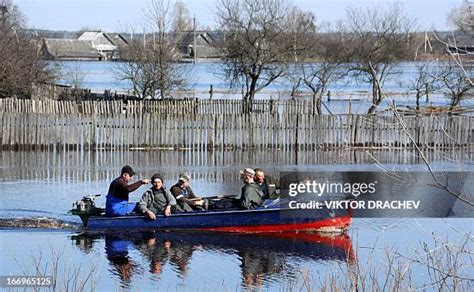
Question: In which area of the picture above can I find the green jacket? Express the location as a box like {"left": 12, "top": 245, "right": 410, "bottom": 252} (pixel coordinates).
{"left": 239, "top": 182, "right": 264, "bottom": 209}
{"left": 256, "top": 175, "right": 280, "bottom": 199}
{"left": 138, "top": 187, "right": 176, "bottom": 214}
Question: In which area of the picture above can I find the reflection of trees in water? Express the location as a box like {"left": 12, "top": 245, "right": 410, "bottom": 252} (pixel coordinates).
{"left": 3, "top": 149, "right": 472, "bottom": 181}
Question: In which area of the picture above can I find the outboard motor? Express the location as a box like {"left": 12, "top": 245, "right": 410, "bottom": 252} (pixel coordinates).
{"left": 71, "top": 194, "right": 101, "bottom": 214}
{"left": 70, "top": 194, "right": 103, "bottom": 226}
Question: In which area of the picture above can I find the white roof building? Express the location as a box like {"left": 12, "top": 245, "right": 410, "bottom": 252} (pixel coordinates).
{"left": 78, "top": 31, "right": 118, "bottom": 60}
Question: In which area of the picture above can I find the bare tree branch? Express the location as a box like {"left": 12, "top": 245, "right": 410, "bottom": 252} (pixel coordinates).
{"left": 340, "top": 2, "right": 418, "bottom": 114}
{"left": 115, "top": 0, "right": 192, "bottom": 99}
{"left": 215, "top": 0, "right": 315, "bottom": 110}
{"left": 0, "top": 0, "right": 55, "bottom": 98}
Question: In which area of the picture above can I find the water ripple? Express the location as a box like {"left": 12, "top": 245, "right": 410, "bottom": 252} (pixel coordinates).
{"left": 0, "top": 217, "right": 81, "bottom": 229}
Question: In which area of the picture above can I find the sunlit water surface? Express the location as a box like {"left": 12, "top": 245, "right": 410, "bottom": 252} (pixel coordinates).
{"left": 0, "top": 150, "right": 472, "bottom": 291}
{"left": 54, "top": 61, "right": 474, "bottom": 114}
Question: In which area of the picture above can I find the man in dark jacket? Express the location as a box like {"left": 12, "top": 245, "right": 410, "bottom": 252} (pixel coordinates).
{"left": 170, "top": 174, "right": 204, "bottom": 211}
{"left": 239, "top": 168, "right": 264, "bottom": 209}
{"left": 254, "top": 168, "right": 280, "bottom": 199}
{"left": 138, "top": 174, "right": 177, "bottom": 220}
{"left": 106, "top": 165, "right": 150, "bottom": 216}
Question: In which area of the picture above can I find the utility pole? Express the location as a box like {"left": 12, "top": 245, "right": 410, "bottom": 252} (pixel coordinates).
{"left": 193, "top": 15, "right": 197, "bottom": 64}
{"left": 424, "top": 31, "right": 432, "bottom": 53}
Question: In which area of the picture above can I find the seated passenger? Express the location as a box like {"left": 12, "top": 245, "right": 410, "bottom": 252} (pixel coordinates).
{"left": 254, "top": 168, "right": 280, "bottom": 199}
{"left": 106, "top": 165, "right": 150, "bottom": 216}
{"left": 170, "top": 174, "right": 205, "bottom": 211}
{"left": 239, "top": 168, "right": 264, "bottom": 209}
{"left": 138, "top": 174, "right": 177, "bottom": 220}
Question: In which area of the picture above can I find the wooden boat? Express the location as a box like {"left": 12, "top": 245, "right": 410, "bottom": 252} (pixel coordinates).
{"left": 70, "top": 197, "right": 352, "bottom": 233}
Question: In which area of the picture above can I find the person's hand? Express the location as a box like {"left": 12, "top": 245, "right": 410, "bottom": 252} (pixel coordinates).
{"left": 195, "top": 199, "right": 204, "bottom": 206}
{"left": 142, "top": 179, "right": 151, "bottom": 184}
{"left": 146, "top": 210, "right": 156, "bottom": 220}
{"left": 164, "top": 206, "right": 171, "bottom": 217}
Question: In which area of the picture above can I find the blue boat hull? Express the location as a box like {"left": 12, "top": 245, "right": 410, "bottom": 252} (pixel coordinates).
{"left": 85, "top": 207, "right": 352, "bottom": 233}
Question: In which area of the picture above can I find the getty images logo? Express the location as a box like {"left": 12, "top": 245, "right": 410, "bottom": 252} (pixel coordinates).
{"left": 288, "top": 180, "right": 378, "bottom": 198}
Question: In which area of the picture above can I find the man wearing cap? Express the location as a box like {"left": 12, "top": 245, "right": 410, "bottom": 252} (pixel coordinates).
{"left": 105, "top": 165, "right": 150, "bottom": 216}
{"left": 170, "top": 174, "right": 204, "bottom": 211}
{"left": 239, "top": 168, "right": 264, "bottom": 209}
{"left": 138, "top": 174, "right": 177, "bottom": 220}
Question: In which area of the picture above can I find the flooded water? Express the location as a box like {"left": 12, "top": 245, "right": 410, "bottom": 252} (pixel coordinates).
{"left": 55, "top": 61, "right": 474, "bottom": 114}
{"left": 0, "top": 149, "right": 473, "bottom": 291}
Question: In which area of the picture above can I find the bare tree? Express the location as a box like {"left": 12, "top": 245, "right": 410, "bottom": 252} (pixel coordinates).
{"left": 1, "top": 0, "right": 22, "bottom": 28}
{"left": 65, "top": 62, "right": 87, "bottom": 89}
{"left": 435, "top": 1, "right": 473, "bottom": 87}
{"left": 284, "top": 6, "right": 318, "bottom": 103}
{"left": 0, "top": 0, "right": 55, "bottom": 98}
{"left": 284, "top": 5, "right": 317, "bottom": 62}
{"left": 215, "top": 0, "right": 311, "bottom": 110}
{"left": 435, "top": 62, "right": 473, "bottom": 112}
{"left": 407, "top": 63, "right": 438, "bottom": 110}
{"left": 116, "top": 0, "right": 190, "bottom": 99}
{"left": 447, "top": 0, "right": 473, "bottom": 33}
{"left": 172, "top": 1, "right": 192, "bottom": 32}
{"left": 293, "top": 28, "right": 347, "bottom": 115}
{"left": 340, "top": 2, "right": 417, "bottom": 114}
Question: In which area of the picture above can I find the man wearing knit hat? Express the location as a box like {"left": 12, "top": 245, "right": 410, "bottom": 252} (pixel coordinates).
{"left": 138, "top": 174, "right": 177, "bottom": 220}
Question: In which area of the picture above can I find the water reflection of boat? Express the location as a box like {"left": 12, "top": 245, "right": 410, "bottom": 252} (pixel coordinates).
{"left": 105, "top": 234, "right": 139, "bottom": 288}
{"left": 72, "top": 231, "right": 355, "bottom": 289}
{"left": 72, "top": 199, "right": 352, "bottom": 233}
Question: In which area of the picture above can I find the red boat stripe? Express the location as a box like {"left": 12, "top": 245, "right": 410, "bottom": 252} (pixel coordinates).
{"left": 200, "top": 216, "right": 352, "bottom": 233}
{"left": 266, "top": 232, "right": 356, "bottom": 263}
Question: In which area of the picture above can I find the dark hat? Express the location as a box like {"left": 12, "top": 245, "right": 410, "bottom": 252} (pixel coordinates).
{"left": 151, "top": 173, "right": 163, "bottom": 183}
{"left": 121, "top": 165, "right": 136, "bottom": 176}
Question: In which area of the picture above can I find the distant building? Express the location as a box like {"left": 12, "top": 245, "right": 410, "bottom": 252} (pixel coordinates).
{"left": 39, "top": 31, "right": 131, "bottom": 61}
{"left": 40, "top": 39, "right": 102, "bottom": 60}
{"left": 107, "top": 33, "right": 130, "bottom": 49}
{"left": 175, "top": 31, "right": 221, "bottom": 59}
{"left": 77, "top": 31, "right": 119, "bottom": 60}
{"left": 38, "top": 29, "right": 225, "bottom": 61}
{"left": 444, "top": 32, "right": 474, "bottom": 55}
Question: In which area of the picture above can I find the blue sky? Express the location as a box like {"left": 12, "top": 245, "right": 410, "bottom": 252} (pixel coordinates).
{"left": 16, "top": 0, "right": 463, "bottom": 32}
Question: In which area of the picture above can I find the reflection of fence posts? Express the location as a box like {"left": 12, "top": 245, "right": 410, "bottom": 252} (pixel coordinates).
{"left": 425, "top": 83, "right": 430, "bottom": 103}
{"left": 0, "top": 98, "right": 472, "bottom": 150}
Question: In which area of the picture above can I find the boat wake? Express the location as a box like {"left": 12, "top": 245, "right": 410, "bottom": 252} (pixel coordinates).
{"left": 0, "top": 217, "right": 81, "bottom": 229}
